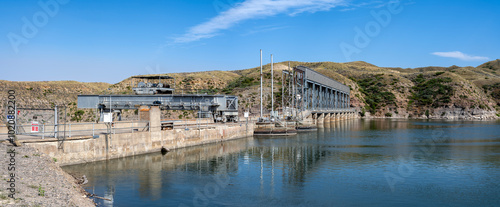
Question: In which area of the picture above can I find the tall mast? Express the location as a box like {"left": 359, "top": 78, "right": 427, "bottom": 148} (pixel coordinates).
{"left": 260, "top": 49, "right": 263, "bottom": 118}
{"left": 271, "top": 54, "right": 274, "bottom": 119}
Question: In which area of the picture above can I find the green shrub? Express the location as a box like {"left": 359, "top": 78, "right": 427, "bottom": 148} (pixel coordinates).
{"left": 356, "top": 76, "right": 396, "bottom": 114}
{"left": 434, "top": 72, "right": 445, "bottom": 76}
{"left": 425, "top": 110, "right": 430, "bottom": 118}
{"left": 410, "top": 76, "right": 453, "bottom": 107}
{"left": 385, "top": 113, "right": 392, "bottom": 117}
{"left": 71, "top": 110, "right": 85, "bottom": 122}
{"left": 222, "top": 76, "right": 257, "bottom": 94}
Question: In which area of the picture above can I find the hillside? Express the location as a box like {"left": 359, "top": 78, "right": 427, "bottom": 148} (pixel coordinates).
{"left": 0, "top": 81, "right": 110, "bottom": 123}
{"left": 2, "top": 60, "right": 499, "bottom": 123}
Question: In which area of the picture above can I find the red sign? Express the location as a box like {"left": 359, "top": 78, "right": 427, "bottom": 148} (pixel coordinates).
{"left": 31, "top": 121, "right": 39, "bottom": 133}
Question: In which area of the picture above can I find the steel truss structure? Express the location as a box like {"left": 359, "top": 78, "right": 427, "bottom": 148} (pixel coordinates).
{"left": 78, "top": 94, "right": 238, "bottom": 122}
{"left": 282, "top": 65, "right": 354, "bottom": 119}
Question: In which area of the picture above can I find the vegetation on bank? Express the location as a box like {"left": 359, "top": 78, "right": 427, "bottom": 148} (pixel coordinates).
{"left": 222, "top": 76, "right": 258, "bottom": 94}
{"left": 482, "top": 82, "right": 500, "bottom": 104}
{"left": 409, "top": 74, "right": 453, "bottom": 107}
{"left": 353, "top": 74, "right": 396, "bottom": 114}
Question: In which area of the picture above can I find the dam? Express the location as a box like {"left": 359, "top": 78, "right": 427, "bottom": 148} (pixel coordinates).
{"left": 1, "top": 66, "right": 357, "bottom": 166}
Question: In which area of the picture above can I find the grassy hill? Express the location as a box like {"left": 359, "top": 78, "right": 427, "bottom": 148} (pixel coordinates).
{"left": 0, "top": 81, "right": 110, "bottom": 123}
{"left": 2, "top": 59, "right": 499, "bottom": 122}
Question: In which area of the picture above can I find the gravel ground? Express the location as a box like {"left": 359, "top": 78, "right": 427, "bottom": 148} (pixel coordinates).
{"left": 0, "top": 141, "right": 95, "bottom": 207}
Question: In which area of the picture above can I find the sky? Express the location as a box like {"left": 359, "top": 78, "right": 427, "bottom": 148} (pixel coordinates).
{"left": 1, "top": 0, "right": 499, "bottom": 83}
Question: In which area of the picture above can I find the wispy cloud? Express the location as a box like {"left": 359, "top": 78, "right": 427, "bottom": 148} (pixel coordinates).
{"left": 242, "top": 25, "right": 290, "bottom": 36}
{"left": 339, "top": 0, "right": 400, "bottom": 12}
{"left": 174, "top": 0, "right": 346, "bottom": 43}
{"left": 432, "top": 51, "right": 489, "bottom": 61}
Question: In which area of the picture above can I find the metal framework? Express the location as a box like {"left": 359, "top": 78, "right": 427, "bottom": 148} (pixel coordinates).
{"left": 78, "top": 94, "right": 238, "bottom": 122}
{"left": 282, "top": 65, "right": 353, "bottom": 118}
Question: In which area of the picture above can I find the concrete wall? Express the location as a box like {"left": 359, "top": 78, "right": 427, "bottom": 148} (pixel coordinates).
{"left": 0, "top": 118, "right": 213, "bottom": 137}
{"left": 25, "top": 106, "right": 254, "bottom": 166}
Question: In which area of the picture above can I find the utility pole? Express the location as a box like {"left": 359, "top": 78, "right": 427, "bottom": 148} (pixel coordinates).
{"left": 281, "top": 70, "right": 284, "bottom": 119}
{"left": 288, "top": 62, "right": 291, "bottom": 117}
{"left": 260, "top": 49, "right": 263, "bottom": 119}
{"left": 271, "top": 54, "right": 274, "bottom": 120}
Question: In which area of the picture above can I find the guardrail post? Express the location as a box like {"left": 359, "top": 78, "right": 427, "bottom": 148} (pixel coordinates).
{"left": 69, "top": 123, "right": 71, "bottom": 137}
{"left": 92, "top": 123, "right": 95, "bottom": 137}
{"left": 42, "top": 124, "right": 45, "bottom": 139}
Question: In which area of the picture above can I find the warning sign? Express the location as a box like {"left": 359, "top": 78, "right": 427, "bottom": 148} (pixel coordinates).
{"left": 31, "top": 121, "right": 39, "bottom": 133}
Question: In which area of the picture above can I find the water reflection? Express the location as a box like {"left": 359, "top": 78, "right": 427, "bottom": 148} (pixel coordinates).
{"left": 63, "top": 120, "right": 500, "bottom": 207}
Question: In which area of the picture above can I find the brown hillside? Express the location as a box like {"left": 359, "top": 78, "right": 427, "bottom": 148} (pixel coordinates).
{"left": 2, "top": 60, "right": 499, "bottom": 122}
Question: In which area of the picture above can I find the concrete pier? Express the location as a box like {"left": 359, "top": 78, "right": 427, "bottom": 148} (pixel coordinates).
{"left": 324, "top": 113, "right": 331, "bottom": 123}
{"left": 317, "top": 113, "right": 325, "bottom": 128}
{"left": 308, "top": 111, "right": 359, "bottom": 129}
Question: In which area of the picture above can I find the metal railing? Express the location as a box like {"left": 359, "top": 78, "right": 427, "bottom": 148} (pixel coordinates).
{"left": 0, "top": 121, "right": 149, "bottom": 139}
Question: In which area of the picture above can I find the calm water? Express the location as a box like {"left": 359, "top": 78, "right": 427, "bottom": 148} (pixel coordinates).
{"left": 63, "top": 119, "right": 500, "bottom": 207}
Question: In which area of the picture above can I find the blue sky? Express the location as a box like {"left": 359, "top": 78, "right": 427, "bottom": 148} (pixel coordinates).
{"left": 1, "top": 0, "right": 499, "bottom": 83}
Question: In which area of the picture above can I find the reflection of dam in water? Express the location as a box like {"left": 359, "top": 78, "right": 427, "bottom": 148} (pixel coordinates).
{"left": 63, "top": 119, "right": 500, "bottom": 206}
{"left": 63, "top": 120, "right": 361, "bottom": 205}
{"left": 63, "top": 137, "right": 249, "bottom": 205}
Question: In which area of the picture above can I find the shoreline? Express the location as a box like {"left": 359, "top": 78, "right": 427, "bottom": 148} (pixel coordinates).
{"left": 359, "top": 117, "right": 499, "bottom": 121}
{"left": 0, "top": 142, "right": 95, "bottom": 207}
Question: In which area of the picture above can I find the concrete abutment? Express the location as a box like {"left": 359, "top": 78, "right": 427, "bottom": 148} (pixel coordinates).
{"left": 25, "top": 105, "right": 254, "bottom": 166}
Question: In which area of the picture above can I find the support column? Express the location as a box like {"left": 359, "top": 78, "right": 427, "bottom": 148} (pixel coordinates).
{"left": 342, "top": 93, "right": 345, "bottom": 108}
{"left": 324, "top": 113, "right": 331, "bottom": 123}
{"left": 340, "top": 93, "right": 344, "bottom": 109}
{"left": 312, "top": 84, "right": 316, "bottom": 110}
{"left": 348, "top": 93, "right": 351, "bottom": 108}
{"left": 324, "top": 113, "right": 330, "bottom": 128}
{"left": 335, "top": 91, "right": 338, "bottom": 109}
{"left": 317, "top": 113, "right": 324, "bottom": 128}
{"left": 149, "top": 106, "right": 161, "bottom": 133}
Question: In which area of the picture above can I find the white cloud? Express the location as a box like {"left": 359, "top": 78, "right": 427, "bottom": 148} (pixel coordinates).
{"left": 431, "top": 51, "right": 489, "bottom": 61}
{"left": 174, "top": 0, "right": 346, "bottom": 43}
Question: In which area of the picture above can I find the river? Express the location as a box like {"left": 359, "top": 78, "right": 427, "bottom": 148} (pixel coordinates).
{"left": 63, "top": 119, "right": 500, "bottom": 207}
